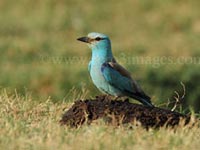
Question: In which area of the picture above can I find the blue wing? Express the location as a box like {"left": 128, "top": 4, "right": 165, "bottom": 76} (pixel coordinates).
{"left": 101, "top": 62, "right": 134, "bottom": 93}
{"left": 88, "top": 61, "right": 91, "bottom": 73}
{"left": 101, "top": 62, "right": 154, "bottom": 107}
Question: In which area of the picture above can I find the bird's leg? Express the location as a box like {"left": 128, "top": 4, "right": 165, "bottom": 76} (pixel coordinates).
{"left": 103, "top": 94, "right": 109, "bottom": 97}
{"left": 114, "top": 96, "right": 122, "bottom": 101}
{"left": 96, "top": 94, "right": 111, "bottom": 100}
{"left": 114, "top": 96, "right": 129, "bottom": 102}
{"left": 106, "top": 94, "right": 112, "bottom": 100}
{"left": 102, "top": 94, "right": 114, "bottom": 101}
{"left": 123, "top": 97, "right": 129, "bottom": 102}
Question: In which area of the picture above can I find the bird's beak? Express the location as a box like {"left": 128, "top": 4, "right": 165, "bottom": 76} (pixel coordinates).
{"left": 77, "top": 37, "right": 90, "bottom": 43}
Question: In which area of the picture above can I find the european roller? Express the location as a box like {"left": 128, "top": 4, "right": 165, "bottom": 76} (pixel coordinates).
{"left": 77, "top": 32, "right": 154, "bottom": 107}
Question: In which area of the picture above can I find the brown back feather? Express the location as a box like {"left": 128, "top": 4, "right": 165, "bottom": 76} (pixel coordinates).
{"left": 108, "top": 58, "right": 143, "bottom": 93}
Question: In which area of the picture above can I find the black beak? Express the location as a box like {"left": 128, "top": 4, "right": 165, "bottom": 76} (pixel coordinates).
{"left": 77, "top": 37, "right": 90, "bottom": 43}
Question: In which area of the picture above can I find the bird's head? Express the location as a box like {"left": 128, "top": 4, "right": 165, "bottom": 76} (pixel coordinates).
{"left": 77, "top": 32, "right": 111, "bottom": 50}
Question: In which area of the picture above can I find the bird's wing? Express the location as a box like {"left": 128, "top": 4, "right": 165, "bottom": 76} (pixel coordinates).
{"left": 101, "top": 61, "right": 151, "bottom": 100}
{"left": 88, "top": 61, "right": 91, "bottom": 73}
{"left": 101, "top": 61, "right": 153, "bottom": 107}
{"left": 101, "top": 61, "right": 137, "bottom": 92}
{"left": 108, "top": 60, "right": 133, "bottom": 80}
{"left": 107, "top": 60, "right": 143, "bottom": 93}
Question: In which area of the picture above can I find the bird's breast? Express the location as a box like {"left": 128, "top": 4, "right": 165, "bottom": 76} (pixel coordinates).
{"left": 89, "top": 61, "right": 123, "bottom": 96}
{"left": 90, "top": 60, "right": 110, "bottom": 93}
{"left": 90, "top": 61, "right": 105, "bottom": 84}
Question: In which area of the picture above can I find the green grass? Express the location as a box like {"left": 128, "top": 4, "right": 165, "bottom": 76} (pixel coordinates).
{"left": 0, "top": 90, "right": 199, "bottom": 150}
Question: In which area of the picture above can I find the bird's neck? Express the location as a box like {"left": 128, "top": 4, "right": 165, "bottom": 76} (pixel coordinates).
{"left": 91, "top": 47, "right": 113, "bottom": 63}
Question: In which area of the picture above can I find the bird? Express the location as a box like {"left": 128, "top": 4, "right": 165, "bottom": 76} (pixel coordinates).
{"left": 77, "top": 32, "right": 154, "bottom": 107}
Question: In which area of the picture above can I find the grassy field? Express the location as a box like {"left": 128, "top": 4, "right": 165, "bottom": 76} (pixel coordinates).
{"left": 0, "top": 0, "right": 200, "bottom": 149}
{"left": 0, "top": 90, "right": 199, "bottom": 150}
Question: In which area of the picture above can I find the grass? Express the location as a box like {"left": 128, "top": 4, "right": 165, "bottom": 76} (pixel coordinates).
{"left": 0, "top": 90, "right": 199, "bottom": 150}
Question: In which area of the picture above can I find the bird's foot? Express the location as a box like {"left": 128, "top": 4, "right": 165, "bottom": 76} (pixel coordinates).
{"left": 113, "top": 96, "right": 121, "bottom": 101}
{"left": 96, "top": 94, "right": 113, "bottom": 101}
{"left": 113, "top": 96, "right": 129, "bottom": 102}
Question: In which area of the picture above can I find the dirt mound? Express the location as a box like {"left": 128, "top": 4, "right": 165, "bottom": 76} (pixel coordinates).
{"left": 60, "top": 95, "right": 190, "bottom": 128}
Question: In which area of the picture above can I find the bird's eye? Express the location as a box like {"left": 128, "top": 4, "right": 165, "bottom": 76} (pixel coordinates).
{"left": 95, "top": 37, "right": 101, "bottom": 41}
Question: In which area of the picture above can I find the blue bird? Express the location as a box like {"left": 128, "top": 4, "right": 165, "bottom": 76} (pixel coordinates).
{"left": 77, "top": 32, "right": 154, "bottom": 107}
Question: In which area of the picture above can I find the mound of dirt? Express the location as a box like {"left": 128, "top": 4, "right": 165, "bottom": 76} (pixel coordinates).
{"left": 60, "top": 95, "right": 190, "bottom": 128}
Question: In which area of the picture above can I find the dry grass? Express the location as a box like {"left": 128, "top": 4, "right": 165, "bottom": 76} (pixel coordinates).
{"left": 0, "top": 90, "right": 199, "bottom": 150}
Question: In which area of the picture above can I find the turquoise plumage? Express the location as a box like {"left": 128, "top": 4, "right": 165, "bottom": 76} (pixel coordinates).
{"left": 77, "top": 32, "right": 154, "bottom": 107}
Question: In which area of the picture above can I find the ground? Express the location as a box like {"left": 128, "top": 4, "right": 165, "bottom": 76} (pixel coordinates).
{"left": 0, "top": 91, "right": 199, "bottom": 150}
{"left": 60, "top": 95, "right": 190, "bottom": 128}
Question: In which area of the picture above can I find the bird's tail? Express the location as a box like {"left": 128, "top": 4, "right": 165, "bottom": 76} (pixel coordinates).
{"left": 125, "top": 91, "right": 154, "bottom": 107}
{"left": 137, "top": 97, "right": 154, "bottom": 108}
{"left": 123, "top": 91, "right": 155, "bottom": 107}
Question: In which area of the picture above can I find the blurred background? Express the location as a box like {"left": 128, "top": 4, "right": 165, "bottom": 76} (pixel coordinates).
{"left": 0, "top": 0, "right": 199, "bottom": 111}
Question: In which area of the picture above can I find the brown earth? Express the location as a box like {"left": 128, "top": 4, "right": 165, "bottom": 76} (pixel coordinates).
{"left": 60, "top": 95, "right": 191, "bottom": 128}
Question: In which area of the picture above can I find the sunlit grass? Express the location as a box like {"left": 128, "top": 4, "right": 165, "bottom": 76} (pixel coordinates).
{"left": 0, "top": 90, "right": 199, "bottom": 150}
